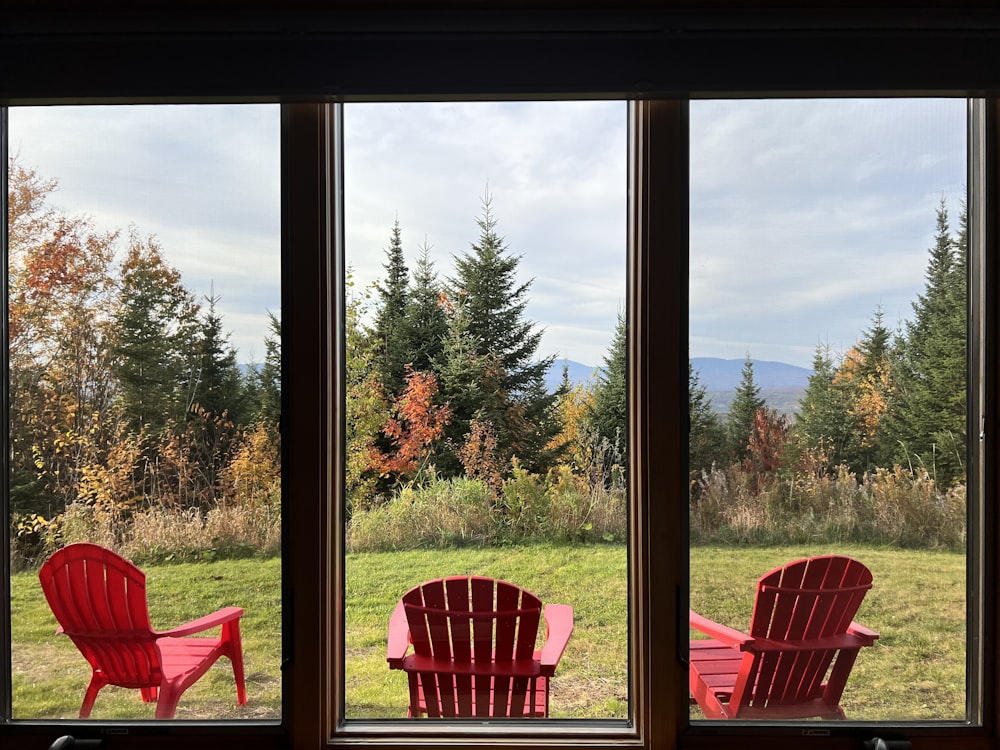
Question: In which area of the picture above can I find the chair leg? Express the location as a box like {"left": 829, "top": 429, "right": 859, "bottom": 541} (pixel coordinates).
{"left": 79, "top": 674, "right": 106, "bottom": 718}
{"left": 154, "top": 683, "right": 182, "bottom": 719}
{"left": 222, "top": 620, "right": 247, "bottom": 705}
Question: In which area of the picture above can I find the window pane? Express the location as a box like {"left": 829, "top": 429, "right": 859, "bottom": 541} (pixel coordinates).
{"left": 688, "top": 98, "right": 969, "bottom": 722}
{"left": 342, "top": 101, "right": 628, "bottom": 720}
{"left": 7, "top": 105, "right": 281, "bottom": 720}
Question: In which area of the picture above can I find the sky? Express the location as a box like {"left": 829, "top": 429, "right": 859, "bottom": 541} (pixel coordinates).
{"left": 7, "top": 99, "right": 967, "bottom": 370}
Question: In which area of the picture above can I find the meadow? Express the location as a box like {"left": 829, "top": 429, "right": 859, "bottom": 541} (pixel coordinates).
{"left": 10, "top": 544, "right": 965, "bottom": 721}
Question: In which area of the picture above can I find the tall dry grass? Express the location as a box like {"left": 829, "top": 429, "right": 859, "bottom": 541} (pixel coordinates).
{"left": 347, "top": 466, "right": 627, "bottom": 552}
{"left": 690, "top": 462, "right": 965, "bottom": 549}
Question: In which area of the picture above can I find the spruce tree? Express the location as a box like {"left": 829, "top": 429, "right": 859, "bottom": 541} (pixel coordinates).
{"left": 113, "top": 233, "right": 200, "bottom": 433}
{"left": 256, "top": 311, "right": 282, "bottom": 426}
{"left": 433, "top": 294, "right": 490, "bottom": 476}
{"left": 848, "top": 307, "right": 895, "bottom": 471}
{"left": 590, "top": 311, "right": 628, "bottom": 463}
{"left": 726, "top": 355, "right": 766, "bottom": 460}
{"left": 795, "top": 344, "right": 853, "bottom": 469}
{"left": 891, "top": 200, "right": 967, "bottom": 483}
{"left": 371, "top": 219, "right": 410, "bottom": 395}
{"left": 399, "top": 241, "right": 448, "bottom": 374}
{"left": 689, "top": 362, "right": 726, "bottom": 477}
{"left": 192, "top": 291, "right": 243, "bottom": 422}
{"left": 446, "top": 194, "right": 560, "bottom": 473}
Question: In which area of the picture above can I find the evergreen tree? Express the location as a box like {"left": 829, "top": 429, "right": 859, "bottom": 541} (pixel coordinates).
{"left": 399, "top": 241, "right": 448, "bottom": 374}
{"left": 446, "top": 194, "right": 560, "bottom": 473}
{"left": 345, "top": 271, "right": 389, "bottom": 510}
{"left": 192, "top": 291, "right": 243, "bottom": 422}
{"left": 689, "top": 362, "right": 726, "bottom": 477}
{"left": 845, "top": 307, "right": 895, "bottom": 472}
{"left": 726, "top": 355, "right": 766, "bottom": 459}
{"left": 891, "top": 200, "right": 967, "bottom": 483}
{"left": 256, "top": 311, "right": 282, "bottom": 425}
{"left": 794, "top": 344, "right": 853, "bottom": 468}
{"left": 112, "top": 232, "right": 201, "bottom": 433}
{"left": 433, "top": 294, "right": 491, "bottom": 476}
{"left": 590, "top": 311, "right": 628, "bottom": 463}
{"left": 371, "top": 220, "right": 410, "bottom": 395}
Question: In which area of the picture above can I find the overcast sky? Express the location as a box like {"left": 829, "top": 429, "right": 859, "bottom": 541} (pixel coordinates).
{"left": 8, "top": 99, "right": 966, "bottom": 370}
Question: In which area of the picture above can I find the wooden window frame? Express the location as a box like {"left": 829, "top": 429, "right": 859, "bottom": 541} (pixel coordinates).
{"left": 2, "top": 6, "right": 1000, "bottom": 750}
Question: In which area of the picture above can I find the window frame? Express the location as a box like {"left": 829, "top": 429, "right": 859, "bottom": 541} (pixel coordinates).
{"left": 2, "top": 6, "right": 1000, "bottom": 750}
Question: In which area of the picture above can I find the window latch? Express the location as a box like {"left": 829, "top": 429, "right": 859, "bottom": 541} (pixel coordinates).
{"left": 864, "top": 738, "right": 911, "bottom": 750}
{"left": 48, "top": 736, "right": 103, "bottom": 750}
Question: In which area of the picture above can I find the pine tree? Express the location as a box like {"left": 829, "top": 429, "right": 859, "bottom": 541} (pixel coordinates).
{"left": 794, "top": 344, "right": 853, "bottom": 468}
{"left": 446, "top": 194, "right": 560, "bottom": 473}
{"left": 845, "top": 307, "right": 895, "bottom": 472}
{"left": 256, "top": 311, "right": 282, "bottom": 425}
{"left": 590, "top": 311, "right": 628, "bottom": 463}
{"left": 433, "top": 294, "right": 491, "bottom": 476}
{"left": 112, "top": 232, "right": 201, "bottom": 433}
{"left": 891, "top": 200, "right": 967, "bottom": 483}
{"left": 192, "top": 291, "right": 243, "bottom": 422}
{"left": 399, "top": 241, "right": 448, "bottom": 374}
{"left": 689, "top": 362, "right": 726, "bottom": 477}
{"left": 371, "top": 220, "right": 410, "bottom": 395}
{"left": 726, "top": 355, "right": 766, "bottom": 459}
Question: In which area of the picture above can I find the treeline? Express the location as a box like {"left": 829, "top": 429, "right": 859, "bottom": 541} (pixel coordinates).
{"left": 9, "top": 158, "right": 281, "bottom": 566}
{"left": 346, "top": 197, "right": 626, "bottom": 516}
{"left": 9, "top": 152, "right": 965, "bottom": 560}
{"left": 687, "top": 200, "right": 967, "bottom": 548}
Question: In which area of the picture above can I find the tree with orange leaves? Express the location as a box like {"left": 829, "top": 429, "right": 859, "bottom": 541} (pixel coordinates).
{"left": 367, "top": 366, "right": 452, "bottom": 486}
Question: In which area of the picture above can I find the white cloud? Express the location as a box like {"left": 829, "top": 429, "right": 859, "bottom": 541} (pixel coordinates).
{"left": 345, "top": 101, "right": 628, "bottom": 367}
{"left": 690, "top": 98, "right": 966, "bottom": 368}
{"left": 9, "top": 104, "right": 281, "bottom": 362}
{"left": 7, "top": 98, "right": 967, "bottom": 372}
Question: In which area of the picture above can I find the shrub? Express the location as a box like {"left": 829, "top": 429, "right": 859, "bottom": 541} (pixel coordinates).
{"left": 35, "top": 500, "right": 281, "bottom": 566}
{"left": 347, "top": 477, "right": 494, "bottom": 552}
{"left": 689, "top": 462, "right": 965, "bottom": 549}
{"left": 547, "top": 466, "right": 626, "bottom": 542}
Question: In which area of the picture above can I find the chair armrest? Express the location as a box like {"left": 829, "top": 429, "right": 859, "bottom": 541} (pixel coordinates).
{"left": 847, "top": 621, "right": 880, "bottom": 645}
{"left": 157, "top": 606, "right": 244, "bottom": 638}
{"left": 538, "top": 603, "right": 573, "bottom": 674}
{"left": 387, "top": 601, "right": 411, "bottom": 669}
{"left": 689, "top": 609, "right": 754, "bottom": 650}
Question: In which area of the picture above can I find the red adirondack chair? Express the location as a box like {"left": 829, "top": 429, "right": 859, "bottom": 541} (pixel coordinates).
{"left": 386, "top": 576, "right": 573, "bottom": 718}
{"left": 689, "top": 555, "right": 879, "bottom": 720}
{"left": 38, "top": 543, "right": 247, "bottom": 719}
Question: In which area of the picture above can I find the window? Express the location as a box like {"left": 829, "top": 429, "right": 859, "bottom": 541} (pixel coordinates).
{"left": 688, "top": 98, "right": 972, "bottom": 723}
{"left": 2, "top": 7, "right": 1000, "bottom": 750}
{"left": 341, "top": 100, "right": 629, "bottom": 722}
{"left": 6, "top": 104, "right": 282, "bottom": 721}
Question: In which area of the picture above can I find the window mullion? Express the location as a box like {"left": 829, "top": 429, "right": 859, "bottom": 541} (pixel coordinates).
{"left": 630, "top": 99, "right": 689, "bottom": 749}
{"left": 282, "top": 101, "right": 337, "bottom": 748}
{"left": 1, "top": 103, "right": 11, "bottom": 727}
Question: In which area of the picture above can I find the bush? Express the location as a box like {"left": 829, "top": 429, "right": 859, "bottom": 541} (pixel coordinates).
{"left": 690, "top": 462, "right": 966, "bottom": 549}
{"left": 347, "top": 466, "right": 628, "bottom": 552}
{"left": 347, "top": 477, "right": 494, "bottom": 552}
{"left": 18, "top": 499, "right": 282, "bottom": 568}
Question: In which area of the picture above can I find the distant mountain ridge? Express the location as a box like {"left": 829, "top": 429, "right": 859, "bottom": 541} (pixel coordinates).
{"left": 544, "top": 356, "right": 812, "bottom": 416}
{"left": 690, "top": 357, "right": 812, "bottom": 391}
{"left": 692, "top": 357, "right": 812, "bottom": 416}
{"left": 544, "top": 359, "right": 602, "bottom": 391}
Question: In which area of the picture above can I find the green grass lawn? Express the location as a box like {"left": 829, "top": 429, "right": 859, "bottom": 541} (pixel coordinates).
{"left": 11, "top": 543, "right": 966, "bottom": 721}
{"left": 11, "top": 556, "right": 282, "bottom": 720}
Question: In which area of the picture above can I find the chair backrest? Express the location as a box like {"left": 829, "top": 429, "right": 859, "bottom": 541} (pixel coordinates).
{"left": 743, "top": 555, "right": 873, "bottom": 709}
{"left": 402, "top": 576, "right": 542, "bottom": 665}
{"left": 39, "top": 543, "right": 161, "bottom": 688}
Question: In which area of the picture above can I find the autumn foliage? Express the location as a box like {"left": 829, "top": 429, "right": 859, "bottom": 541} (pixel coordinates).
{"left": 367, "top": 367, "right": 451, "bottom": 484}
{"left": 8, "top": 157, "right": 281, "bottom": 567}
